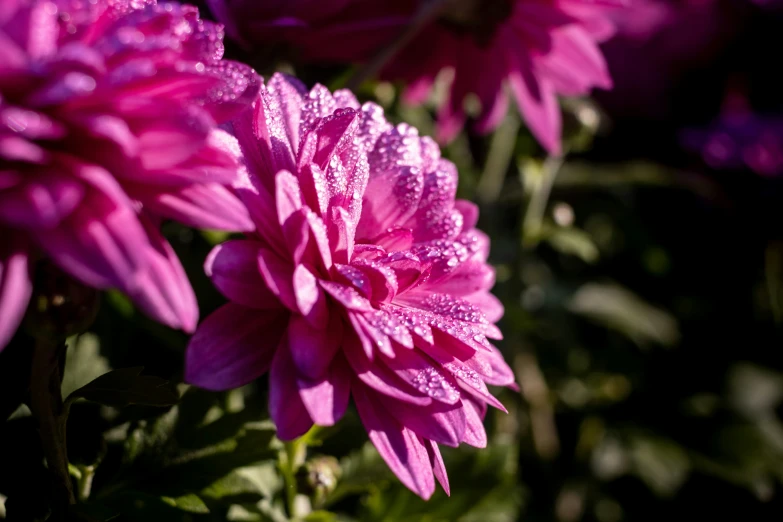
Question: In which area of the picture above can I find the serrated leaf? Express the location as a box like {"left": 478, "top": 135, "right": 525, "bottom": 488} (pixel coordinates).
{"left": 68, "top": 367, "right": 179, "bottom": 408}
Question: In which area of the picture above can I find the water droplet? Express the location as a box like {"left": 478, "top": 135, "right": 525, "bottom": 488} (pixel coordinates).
{"left": 412, "top": 367, "right": 460, "bottom": 402}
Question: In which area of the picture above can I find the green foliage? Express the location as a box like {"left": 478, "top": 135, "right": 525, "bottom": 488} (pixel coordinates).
{"left": 67, "top": 367, "right": 179, "bottom": 409}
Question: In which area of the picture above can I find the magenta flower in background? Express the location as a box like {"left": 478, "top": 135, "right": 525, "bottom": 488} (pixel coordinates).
{"left": 186, "top": 73, "right": 514, "bottom": 499}
{"left": 0, "top": 0, "right": 259, "bottom": 349}
{"left": 681, "top": 97, "right": 783, "bottom": 176}
{"left": 207, "top": 0, "right": 619, "bottom": 155}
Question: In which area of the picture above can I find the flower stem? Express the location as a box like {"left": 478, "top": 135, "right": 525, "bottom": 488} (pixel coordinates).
{"left": 477, "top": 113, "right": 521, "bottom": 204}
{"left": 279, "top": 438, "right": 305, "bottom": 519}
{"left": 346, "top": 0, "right": 453, "bottom": 90}
{"left": 76, "top": 465, "right": 96, "bottom": 502}
{"left": 29, "top": 339, "right": 75, "bottom": 512}
{"left": 522, "top": 155, "right": 564, "bottom": 248}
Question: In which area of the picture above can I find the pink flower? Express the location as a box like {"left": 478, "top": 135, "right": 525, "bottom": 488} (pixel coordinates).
{"left": 207, "top": 0, "right": 619, "bottom": 154}
{"left": 185, "top": 73, "right": 514, "bottom": 499}
{"left": 0, "top": 0, "right": 259, "bottom": 349}
{"left": 681, "top": 95, "right": 783, "bottom": 176}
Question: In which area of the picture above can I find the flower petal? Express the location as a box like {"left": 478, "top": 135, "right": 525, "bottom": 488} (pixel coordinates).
{"left": 35, "top": 183, "right": 148, "bottom": 290}
{"left": 0, "top": 236, "right": 31, "bottom": 350}
{"left": 343, "top": 332, "right": 432, "bottom": 406}
{"left": 353, "top": 381, "right": 436, "bottom": 500}
{"left": 460, "top": 395, "right": 488, "bottom": 448}
{"left": 381, "top": 347, "right": 461, "bottom": 405}
{"left": 269, "top": 338, "right": 314, "bottom": 440}
{"left": 505, "top": 38, "right": 562, "bottom": 155}
{"left": 378, "top": 395, "right": 466, "bottom": 447}
{"left": 205, "top": 240, "right": 281, "bottom": 309}
{"left": 288, "top": 310, "right": 342, "bottom": 379}
{"left": 425, "top": 440, "right": 450, "bottom": 496}
{"left": 138, "top": 183, "right": 254, "bottom": 232}
{"left": 356, "top": 166, "right": 423, "bottom": 241}
{"left": 257, "top": 246, "right": 297, "bottom": 312}
{"left": 186, "top": 303, "right": 288, "bottom": 390}
{"left": 0, "top": 174, "right": 84, "bottom": 229}
{"left": 293, "top": 264, "right": 329, "bottom": 328}
{"left": 297, "top": 355, "right": 351, "bottom": 426}
{"left": 128, "top": 216, "right": 199, "bottom": 332}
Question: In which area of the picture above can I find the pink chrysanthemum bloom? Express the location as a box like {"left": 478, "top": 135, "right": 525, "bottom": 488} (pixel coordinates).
{"left": 207, "top": 0, "right": 619, "bottom": 154}
{"left": 186, "top": 73, "right": 514, "bottom": 499}
{"left": 0, "top": 0, "right": 259, "bottom": 349}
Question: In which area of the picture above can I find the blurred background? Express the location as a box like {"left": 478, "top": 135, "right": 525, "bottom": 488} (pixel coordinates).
{"left": 3, "top": 0, "right": 783, "bottom": 520}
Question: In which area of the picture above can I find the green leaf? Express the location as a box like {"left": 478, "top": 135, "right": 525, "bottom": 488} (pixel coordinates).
{"left": 352, "top": 442, "right": 522, "bottom": 522}
{"left": 765, "top": 241, "right": 783, "bottom": 323}
{"left": 161, "top": 493, "right": 210, "bottom": 514}
{"left": 540, "top": 224, "right": 600, "bottom": 264}
{"left": 226, "top": 501, "right": 288, "bottom": 522}
{"left": 129, "top": 423, "right": 277, "bottom": 498}
{"left": 99, "top": 491, "right": 208, "bottom": 521}
{"left": 67, "top": 367, "right": 179, "bottom": 409}
{"left": 326, "top": 443, "right": 394, "bottom": 505}
{"left": 567, "top": 282, "right": 680, "bottom": 348}
{"left": 628, "top": 435, "right": 690, "bottom": 497}
{"left": 61, "top": 333, "right": 111, "bottom": 398}
{"left": 122, "top": 406, "right": 180, "bottom": 466}
{"left": 200, "top": 469, "right": 267, "bottom": 504}
{"left": 728, "top": 363, "right": 783, "bottom": 417}
{"left": 304, "top": 511, "right": 339, "bottom": 522}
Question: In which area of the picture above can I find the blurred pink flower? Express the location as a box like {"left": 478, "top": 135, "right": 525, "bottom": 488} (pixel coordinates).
{"left": 0, "top": 0, "right": 259, "bottom": 349}
{"left": 207, "top": 0, "right": 619, "bottom": 154}
{"left": 681, "top": 94, "right": 783, "bottom": 176}
{"left": 186, "top": 73, "right": 514, "bottom": 499}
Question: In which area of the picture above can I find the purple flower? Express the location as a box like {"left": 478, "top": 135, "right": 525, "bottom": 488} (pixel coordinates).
{"left": 207, "top": 0, "right": 619, "bottom": 154}
{"left": 682, "top": 108, "right": 783, "bottom": 176}
{"left": 186, "top": 74, "right": 514, "bottom": 499}
{"left": 0, "top": 0, "right": 259, "bottom": 349}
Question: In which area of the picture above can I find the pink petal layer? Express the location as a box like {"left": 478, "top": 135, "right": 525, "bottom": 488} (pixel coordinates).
{"left": 269, "top": 339, "right": 314, "bottom": 440}
{"left": 353, "top": 381, "right": 436, "bottom": 500}
{"left": 205, "top": 240, "right": 281, "bottom": 309}
{"left": 297, "top": 356, "right": 351, "bottom": 426}
{"left": 0, "top": 236, "right": 31, "bottom": 350}
{"left": 186, "top": 303, "right": 288, "bottom": 390}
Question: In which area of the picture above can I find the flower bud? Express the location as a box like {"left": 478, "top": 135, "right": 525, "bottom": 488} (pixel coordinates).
{"left": 297, "top": 455, "right": 342, "bottom": 505}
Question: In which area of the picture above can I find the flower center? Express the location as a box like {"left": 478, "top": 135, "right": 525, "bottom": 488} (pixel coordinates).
{"left": 439, "top": 0, "right": 515, "bottom": 47}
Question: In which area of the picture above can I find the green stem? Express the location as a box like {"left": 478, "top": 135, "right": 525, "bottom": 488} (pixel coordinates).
{"left": 29, "top": 339, "right": 75, "bottom": 512}
{"left": 477, "top": 113, "right": 521, "bottom": 204}
{"left": 522, "top": 155, "right": 564, "bottom": 248}
{"left": 76, "top": 465, "right": 96, "bottom": 502}
{"left": 279, "top": 439, "right": 305, "bottom": 520}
